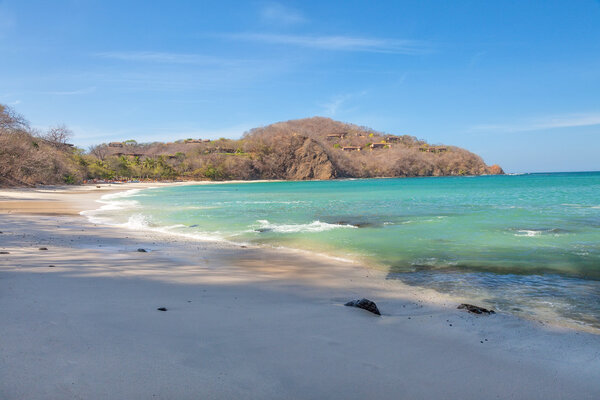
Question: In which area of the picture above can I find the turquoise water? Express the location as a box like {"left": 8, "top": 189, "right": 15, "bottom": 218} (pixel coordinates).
{"left": 85, "top": 172, "right": 600, "bottom": 329}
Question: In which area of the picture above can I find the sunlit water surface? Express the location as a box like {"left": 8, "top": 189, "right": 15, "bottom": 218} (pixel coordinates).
{"left": 83, "top": 172, "right": 600, "bottom": 329}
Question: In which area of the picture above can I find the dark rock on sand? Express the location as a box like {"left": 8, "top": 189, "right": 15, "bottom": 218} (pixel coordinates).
{"left": 0, "top": 251, "right": 9, "bottom": 254}
{"left": 157, "top": 307, "right": 167, "bottom": 311}
{"left": 458, "top": 303, "right": 495, "bottom": 315}
{"left": 137, "top": 248, "right": 147, "bottom": 252}
{"left": 39, "top": 247, "right": 48, "bottom": 250}
{"left": 345, "top": 298, "right": 381, "bottom": 316}
{"left": 48, "top": 265, "right": 55, "bottom": 268}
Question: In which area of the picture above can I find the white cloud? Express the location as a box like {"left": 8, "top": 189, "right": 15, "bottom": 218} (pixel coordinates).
{"left": 0, "top": 3, "right": 16, "bottom": 36}
{"left": 94, "top": 51, "right": 241, "bottom": 66}
{"left": 44, "top": 87, "right": 97, "bottom": 96}
{"left": 472, "top": 112, "right": 600, "bottom": 132}
{"left": 69, "top": 123, "right": 257, "bottom": 147}
{"left": 260, "top": 3, "right": 306, "bottom": 25}
{"left": 320, "top": 91, "right": 366, "bottom": 116}
{"left": 223, "top": 33, "right": 427, "bottom": 54}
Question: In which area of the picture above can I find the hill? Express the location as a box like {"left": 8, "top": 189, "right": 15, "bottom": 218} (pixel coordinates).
{"left": 0, "top": 106, "right": 503, "bottom": 186}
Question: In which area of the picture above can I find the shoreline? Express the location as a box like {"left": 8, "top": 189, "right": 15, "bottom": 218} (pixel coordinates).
{"left": 3, "top": 181, "right": 600, "bottom": 334}
{"left": 2, "top": 183, "right": 600, "bottom": 398}
{"left": 91, "top": 182, "right": 600, "bottom": 334}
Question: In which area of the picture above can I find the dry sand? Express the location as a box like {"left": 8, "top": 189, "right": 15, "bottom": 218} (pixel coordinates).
{"left": 1, "top": 184, "right": 599, "bottom": 399}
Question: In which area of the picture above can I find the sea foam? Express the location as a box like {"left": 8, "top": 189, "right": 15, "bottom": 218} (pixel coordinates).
{"left": 255, "top": 219, "right": 357, "bottom": 233}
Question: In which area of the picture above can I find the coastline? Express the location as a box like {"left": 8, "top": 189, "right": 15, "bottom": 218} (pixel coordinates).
{"left": 1, "top": 183, "right": 600, "bottom": 399}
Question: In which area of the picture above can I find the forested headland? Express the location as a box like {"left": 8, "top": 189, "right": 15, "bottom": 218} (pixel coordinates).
{"left": 0, "top": 104, "right": 503, "bottom": 187}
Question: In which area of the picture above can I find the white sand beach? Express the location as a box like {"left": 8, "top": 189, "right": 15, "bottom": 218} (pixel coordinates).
{"left": 1, "top": 184, "right": 599, "bottom": 399}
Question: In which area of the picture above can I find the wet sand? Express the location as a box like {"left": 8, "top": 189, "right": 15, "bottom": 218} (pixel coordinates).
{"left": 1, "top": 184, "right": 599, "bottom": 399}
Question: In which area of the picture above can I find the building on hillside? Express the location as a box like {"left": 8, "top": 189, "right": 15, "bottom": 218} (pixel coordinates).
{"left": 115, "top": 153, "right": 144, "bottom": 158}
{"left": 384, "top": 136, "right": 402, "bottom": 143}
{"left": 109, "top": 142, "right": 123, "bottom": 147}
{"left": 326, "top": 133, "right": 347, "bottom": 140}
{"left": 419, "top": 145, "right": 447, "bottom": 153}
{"left": 370, "top": 143, "right": 389, "bottom": 150}
{"left": 342, "top": 146, "right": 361, "bottom": 152}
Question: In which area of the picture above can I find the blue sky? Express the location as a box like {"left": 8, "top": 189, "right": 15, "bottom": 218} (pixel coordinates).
{"left": 1, "top": 0, "right": 599, "bottom": 173}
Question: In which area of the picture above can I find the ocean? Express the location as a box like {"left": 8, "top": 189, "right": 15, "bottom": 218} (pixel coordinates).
{"left": 83, "top": 172, "right": 600, "bottom": 329}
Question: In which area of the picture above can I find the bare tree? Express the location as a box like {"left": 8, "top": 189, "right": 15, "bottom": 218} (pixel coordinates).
{"left": 44, "top": 124, "right": 73, "bottom": 145}
{"left": 89, "top": 144, "right": 109, "bottom": 161}
{"left": 0, "top": 104, "right": 29, "bottom": 131}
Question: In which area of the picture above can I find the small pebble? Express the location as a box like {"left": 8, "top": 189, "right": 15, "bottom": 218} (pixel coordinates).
{"left": 137, "top": 248, "right": 147, "bottom": 252}
{"left": 39, "top": 247, "right": 48, "bottom": 250}
{"left": 449, "top": 324, "right": 453, "bottom": 326}
{"left": 49, "top": 265, "right": 55, "bottom": 268}
{"left": 157, "top": 307, "right": 167, "bottom": 311}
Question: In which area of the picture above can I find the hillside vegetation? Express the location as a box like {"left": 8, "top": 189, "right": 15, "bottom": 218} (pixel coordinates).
{"left": 0, "top": 105, "right": 503, "bottom": 186}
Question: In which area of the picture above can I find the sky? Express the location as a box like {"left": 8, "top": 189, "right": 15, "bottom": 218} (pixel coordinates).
{"left": 1, "top": 0, "right": 599, "bottom": 173}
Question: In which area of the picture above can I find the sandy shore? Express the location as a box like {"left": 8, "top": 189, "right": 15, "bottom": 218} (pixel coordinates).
{"left": 1, "top": 184, "right": 599, "bottom": 399}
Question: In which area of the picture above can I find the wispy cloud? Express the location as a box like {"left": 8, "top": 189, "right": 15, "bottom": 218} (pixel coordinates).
{"left": 260, "top": 3, "right": 306, "bottom": 26}
{"left": 94, "top": 51, "right": 241, "bottom": 66}
{"left": 43, "top": 87, "right": 97, "bottom": 96}
{"left": 223, "top": 33, "right": 427, "bottom": 54}
{"left": 320, "top": 91, "right": 366, "bottom": 116}
{"left": 0, "top": 3, "right": 16, "bottom": 36}
{"left": 472, "top": 112, "right": 600, "bottom": 132}
{"left": 69, "top": 123, "right": 256, "bottom": 147}
{"left": 468, "top": 51, "right": 487, "bottom": 69}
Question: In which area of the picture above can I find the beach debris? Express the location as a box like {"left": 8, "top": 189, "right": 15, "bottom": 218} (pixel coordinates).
{"left": 157, "top": 307, "right": 168, "bottom": 311}
{"left": 458, "top": 303, "right": 495, "bottom": 315}
{"left": 48, "top": 265, "right": 55, "bottom": 268}
{"left": 345, "top": 298, "right": 381, "bottom": 316}
{"left": 137, "top": 248, "right": 147, "bottom": 252}
{"left": 96, "top": 186, "right": 101, "bottom": 188}
{"left": 39, "top": 247, "right": 48, "bottom": 251}
{"left": 0, "top": 251, "right": 9, "bottom": 254}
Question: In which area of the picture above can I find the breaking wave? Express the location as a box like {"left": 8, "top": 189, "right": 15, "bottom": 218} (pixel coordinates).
{"left": 255, "top": 219, "right": 357, "bottom": 233}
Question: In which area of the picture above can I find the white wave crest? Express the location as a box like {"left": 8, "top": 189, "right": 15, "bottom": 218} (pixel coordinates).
{"left": 80, "top": 190, "right": 144, "bottom": 224}
{"left": 121, "top": 213, "right": 152, "bottom": 229}
{"left": 99, "top": 188, "right": 147, "bottom": 201}
{"left": 515, "top": 229, "right": 543, "bottom": 237}
{"left": 255, "top": 219, "right": 357, "bottom": 233}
